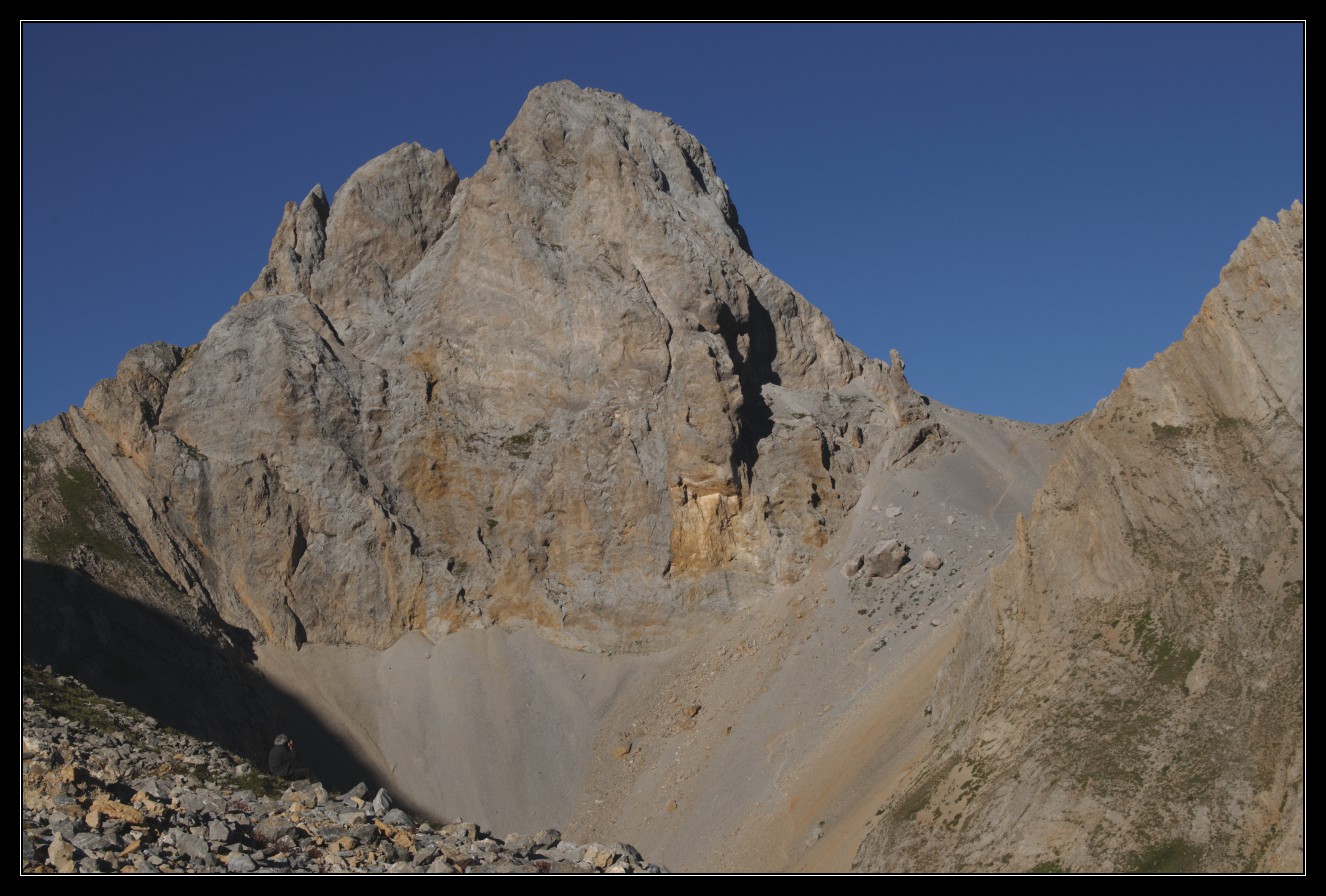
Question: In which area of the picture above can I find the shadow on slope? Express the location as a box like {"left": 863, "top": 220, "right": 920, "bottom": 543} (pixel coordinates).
{"left": 22, "top": 560, "right": 382, "bottom": 796}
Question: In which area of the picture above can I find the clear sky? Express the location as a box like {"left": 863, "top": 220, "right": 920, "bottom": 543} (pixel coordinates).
{"left": 21, "top": 22, "right": 1303, "bottom": 428}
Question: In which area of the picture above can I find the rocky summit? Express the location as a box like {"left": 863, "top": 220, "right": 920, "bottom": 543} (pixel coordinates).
{"left": 22, "top": 82, "right": 1303, "bottom": 873}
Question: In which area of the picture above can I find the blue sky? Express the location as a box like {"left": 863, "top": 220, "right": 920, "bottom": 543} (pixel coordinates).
{"left": 22, "top": 22, "right": 1303, "bottom": 428}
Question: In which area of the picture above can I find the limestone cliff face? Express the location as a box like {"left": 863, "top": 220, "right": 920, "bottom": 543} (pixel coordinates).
{"left": 24, "top": 82, "right": 932, "bottom": 652}
{"left": 855, "top": 205, "right": 1304, "bottom": 872}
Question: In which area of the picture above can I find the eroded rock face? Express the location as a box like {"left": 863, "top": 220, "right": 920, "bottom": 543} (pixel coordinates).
{"left": 24, "top": 82, "right": 933, "bottom": 652}
{"left": 855, "top": 204, "right": 1304, "bottom": 873}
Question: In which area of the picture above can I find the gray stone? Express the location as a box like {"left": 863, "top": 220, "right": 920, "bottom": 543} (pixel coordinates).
{"left": 469, "top": 860, "right": 540, "bottom": 873}
{"left": 47, "top": 817, "right": 79, "bottom": 841}
{"left": 173, "top": 830, "right": 211, "bottom": 861}
{"left": 863, "top": 539, "right": 909, "bottom": 578}
{"left": 47, "top": 832, "right": 78, "bottom": 873}
{"left": 382, "top": 807, "right": 414, "bottom": 828}
{"left": 348, "top": 823, "right": 378, "bottom": 844}
{"left": 442, "top": 821, "right": 478, "bottom": 842}
{"left": 502, "top": 833, "right": 536, "bottom": 856}
{"left": 226, "top": 853, "right": 257, "bottom": 873}
{"left": 21, "top": 832, "right": 37, "bottom": 861}
{"left": 543, "top": 842, "right": 587, "bottom": 864}
{"left": 252, "top": 816, "right": 298, "bottom": 844}
{"left": 71, "top": 831, "right": 112, "bottom": 852}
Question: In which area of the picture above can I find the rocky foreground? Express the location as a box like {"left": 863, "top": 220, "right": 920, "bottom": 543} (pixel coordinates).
{"left": 21, "top": 667, "right": 664, "bottom": 874}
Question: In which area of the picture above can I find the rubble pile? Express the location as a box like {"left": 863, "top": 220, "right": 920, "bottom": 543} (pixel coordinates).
{"left": 22, "top": 669, "right": 663, "bottom": 874}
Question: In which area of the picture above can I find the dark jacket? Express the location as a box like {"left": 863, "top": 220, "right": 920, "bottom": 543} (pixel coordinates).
{"left": 268, "top": 742, "right": 297, "bottom": 777}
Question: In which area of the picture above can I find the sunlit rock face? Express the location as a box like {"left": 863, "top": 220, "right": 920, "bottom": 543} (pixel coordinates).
{"left": 855, "top": 204, "right": 1304, "bottom": 873}
{"left": 28, "top": 82, "right": 930, "bottom": 652}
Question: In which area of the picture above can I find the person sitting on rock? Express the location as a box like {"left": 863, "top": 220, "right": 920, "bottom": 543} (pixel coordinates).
{"left": 267, "top": 733, "right": 314, "bottom": 780}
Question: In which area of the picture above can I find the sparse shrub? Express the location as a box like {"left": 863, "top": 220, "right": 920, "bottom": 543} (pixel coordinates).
{"left": 1130, "top": 839, "right": 1203, "bottom": 873}
{"left": 30, "top": 467, "right": 131, "bottom": 564}
{"left": 1150, "top": 422, "right": 1189, "bottom": 440}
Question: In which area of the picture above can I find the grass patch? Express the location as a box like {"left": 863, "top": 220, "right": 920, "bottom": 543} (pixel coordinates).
{"left": 22, "top": 439, "right": 45, "bottom": 479}
{"left": 1030, "top": 859, "right": 1070, "bottom": 873}
{"left": 1283, "top": 579, "right": 1304, "bottom": 609}
{"left": 1130, "top": 839, "right": 1203, "bottom": 873}
{"left": 1132, "top": 612, "right": 1201, "bottom": 688}
{"left": 501, "top": 426, "right": 545, "bottom": 459}
{"left": 22, "top": 662, "right": 138, "bottom": 735}
{"left": 220, "top": 767, "right": 288, "bottom": 799}
{"left": 1150, "top": 422, "right": 1190, "bottom": 440}
{"left": 890, "top": 755, "right": 960, "bottom": 822}
{"left": 29, "top": 466, "right": 131, "bottom": 564}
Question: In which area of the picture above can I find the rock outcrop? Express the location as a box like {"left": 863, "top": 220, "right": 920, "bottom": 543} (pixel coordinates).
{"left": 854, "top": 204, "right": 1304, "bottom": 873}
{"left": 23, "top": 82, "right": 935, "bottom": 654}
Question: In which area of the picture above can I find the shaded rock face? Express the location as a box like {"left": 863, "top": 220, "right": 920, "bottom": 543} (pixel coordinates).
{"left": 24, "top": 82, "right": 931, "bottom": 652}
{"left": 855, "top": 205, "right": 1304, "bottom": 873}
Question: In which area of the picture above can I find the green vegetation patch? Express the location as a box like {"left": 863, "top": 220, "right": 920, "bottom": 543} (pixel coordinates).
{"left": 501, "top": 425, "right": 546, "bottom": 459}
{"left": 22, "top": 662, "right": 137, "bottom": 735}
{"left": 30, "top": 466, "right": 131, "bottom": 564}
{"left": 22, "top": 439, "right": 45, "bottom": 479}
{"left": 890, "top": 755, "right": 961, "bottom": 823}
{"left": 1150, "top": 422, "right": 1190, "bottom": 440}
{"left": 219, "top": 766, "right": 288, "bottom": 799}
{"left": 1130, "top": 839, "right": 1204, "bottom": 873}
{"left": 1132, "top": 612, "right": 1201, "bottom": 688}
{"left": 1283, "top": 579, "right": 1304, "bottom": 609}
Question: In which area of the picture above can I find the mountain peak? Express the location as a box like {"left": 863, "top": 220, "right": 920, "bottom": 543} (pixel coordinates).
{"left": 29, "top": 83, "right": 902, "bottom": 653}
{"left": 486, "top": 80, "right": 751, "bottom": 254}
